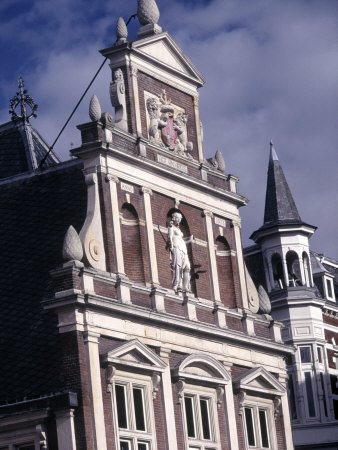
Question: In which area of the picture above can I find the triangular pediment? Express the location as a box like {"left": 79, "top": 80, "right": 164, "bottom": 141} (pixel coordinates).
{"left": 102, "top": 339, "right": 166, "bottom": 372}
{"left": 132, "top": 32, "right": 205, "bottom": 86}
{"left": 234, "top": 367, "right": 285, "bottom": 396}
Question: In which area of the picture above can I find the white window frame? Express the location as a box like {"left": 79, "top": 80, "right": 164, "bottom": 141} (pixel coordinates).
{"left": 242, "top": 396, "right": 277, "bottom": 450}
{"left": 182, "top": 384, "right": 221, "bottom": 450}
{"left": 112, "top": 371, "right": 156, "bottom": 450}
{"left": 324, "top": 275, "right": 335, "bottom": 301}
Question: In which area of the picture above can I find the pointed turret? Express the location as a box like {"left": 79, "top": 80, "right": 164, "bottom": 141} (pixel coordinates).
{"left": 263, "top": 141, "right": 301, "bottom": 226}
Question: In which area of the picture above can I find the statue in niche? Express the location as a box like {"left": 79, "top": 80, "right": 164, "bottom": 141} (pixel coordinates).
{"left": 167, "top": 212, "right": 194, "bottom": 293}
{"left": 146, "top": 90, "right": 194, "bottom": 158}
{"left": 110, "top": 68, "right": 128, "bottom": 132}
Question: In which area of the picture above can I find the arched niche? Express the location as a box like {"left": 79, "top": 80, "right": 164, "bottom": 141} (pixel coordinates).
{"left": 286, "top": 250, "right": 302, "bottom": 286}
{"left": 215, "top": 236, "right": 236, "bottom": 307}
{"left": 166, "top": 208, "right": 196, "bottom": 294}
{"left": 271, "top": 253, "right": 284, "bottom": 289}
{"left": 121, "top": 203, "right": 145, "bottom": 284}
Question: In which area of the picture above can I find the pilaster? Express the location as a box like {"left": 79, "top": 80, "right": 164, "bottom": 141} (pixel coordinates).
{"left": 183, "top": 292, "right": 197, "bottom": 321}
{"left": 83, "top": 330, "right": 107, "bottom": 450}
{"left": 55, "top": 409, "right": 77, "bottom": 450}
{"left": 203, "top": 210, "right": 221, "bottom": 304}
{"left": 141, "top": 187, "right": 160, "bottom": 285}
{"left": 232, "top": 219, "right": 249, "bottom": 309}
{"left": 106, "top": 172, "right": 125, "bottom": 275}
{"left": 193, "top": 95, "right": 204, "bottom": 162}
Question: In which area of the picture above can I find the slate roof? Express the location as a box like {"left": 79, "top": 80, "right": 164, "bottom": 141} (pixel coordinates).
{"left": 263, "top": 144, "right": 302, "bottom": 227}
{"left": 0, "top": 120, "right": 59, "bottom": 179}
{"left": 0, "top": 159, "right": 87, "bottom": 403}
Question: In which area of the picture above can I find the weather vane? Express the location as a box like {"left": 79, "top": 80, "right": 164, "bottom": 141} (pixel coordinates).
{"left": 9, "top": 76, "right": 38, "bottom": 122}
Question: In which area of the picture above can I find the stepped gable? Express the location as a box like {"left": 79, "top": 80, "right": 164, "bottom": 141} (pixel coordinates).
{"left": 0, "top": 160, "right": 86, "bottom": 403}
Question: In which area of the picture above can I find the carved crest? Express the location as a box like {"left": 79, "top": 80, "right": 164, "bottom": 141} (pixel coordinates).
{"left": 145, "top": 89, "right": 193, "bottom": 158}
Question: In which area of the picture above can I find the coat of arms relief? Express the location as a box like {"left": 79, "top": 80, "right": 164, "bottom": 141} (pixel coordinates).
{"left": 145, "top": 90, "right": 193, "bottom": 159}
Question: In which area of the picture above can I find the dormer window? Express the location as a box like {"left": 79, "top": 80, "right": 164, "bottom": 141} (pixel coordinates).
{"left": 325, "top": 277, "right": 335, "bottom": 301}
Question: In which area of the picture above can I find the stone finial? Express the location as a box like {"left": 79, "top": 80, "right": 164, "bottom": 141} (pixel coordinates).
{"left": 89, "top": 95, "right": 102, "bottom": 122}
{"left": 116, "top": 17, "right": 128, "bottom": 44}
{"left": 215, "top": 150, "right": 226, "bottom": 172}
{"left": 258, "top": 284, "right": 271, "bottom": 314}
{"left": 137, "top": 0, "right": 160, "bottom": 25}
{"left": 62, "top": 225, "right": 83, "bottom": 262}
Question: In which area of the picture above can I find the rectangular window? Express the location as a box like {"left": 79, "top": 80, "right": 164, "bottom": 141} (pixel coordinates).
{"left": 288, "top": 374, "right": 297, "bottom": 420}
{"left": 133, "top": 387, "right": 146, "bottom": 431}
{"left": 120, "top": 442, "right": 130, "bottom": 450}
{"left": 116, "top": 384, "right": 128, "bottom": 428}
{"left": 320, "top": 373, "right": 328, "bottom": 416}
{"left": 326, "top": 279, "right": 333, "bottom": 298}
{"left": 185, "top": 396, "right": 196, "bottom": 438}
{"left": 245, "top": 407, "right": 256, "bottom": 446}
{"left": 300, "top": 347, "right": 312, "bottom": 363}
{"left": 259, "top": 410, "right": 270, "bottom": 448}
{"left": 183, "top": 390, "right": 219, "bottom": 449}
{"left": 317, "top": 347, "right": 323, "bottom": 364}
{"left": 304, "top": 372, "right": 316, "bottom": 417}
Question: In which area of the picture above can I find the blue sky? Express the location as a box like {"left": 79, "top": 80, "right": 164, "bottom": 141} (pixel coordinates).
{"left": 1, "top": 0, "right": 337, "bottom": 258}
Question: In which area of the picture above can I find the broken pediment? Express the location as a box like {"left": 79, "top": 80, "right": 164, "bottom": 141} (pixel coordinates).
{"left": 234, "top": 366, "right": 285, "bottom": 396}
{"left": 132, "top": 33, "right": 205, "bottom": 87}
{"left": 101, "top": 339, "right": 167, "bottom": 372}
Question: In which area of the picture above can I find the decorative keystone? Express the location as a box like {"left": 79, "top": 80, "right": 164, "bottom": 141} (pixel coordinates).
{"left": 89, "top": 95, "right": 102, "bottom": 122}
{"left": 62, "top": 225, "right": 83, "bottom": 262}
{"left": 116, "top": 16, "right": 128, "bottom": 44}
{"left": 137, "top": 0, "right": 160, "bottom": 25}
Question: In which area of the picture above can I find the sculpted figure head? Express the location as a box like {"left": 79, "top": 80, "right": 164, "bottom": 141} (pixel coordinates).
{"left": 172, "top": 211, "right": 182, "bottom": 226}
{"left": 113, "top": 68, "right": 123, "bottom": 82}
{"left": 146, "top": 97, "right": 159, "bottom": 119}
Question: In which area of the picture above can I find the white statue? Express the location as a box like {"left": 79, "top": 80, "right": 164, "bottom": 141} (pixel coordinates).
{"left": 110, "top": 68, "right": 128, "bottom": 132}
{"left": 146, "top": 97, "right": 166, "bottom": 142}
{"left": 167, "top": 212, "right": 194, "bottom": 293}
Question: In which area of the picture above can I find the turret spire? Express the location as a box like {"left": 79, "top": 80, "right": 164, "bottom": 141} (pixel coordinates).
{"left": 263, "top": 142, "right": 301, "bottom": 226}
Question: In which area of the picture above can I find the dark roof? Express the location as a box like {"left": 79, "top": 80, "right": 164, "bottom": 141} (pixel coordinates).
{"left": 0, "top": 120, "right": 59, "bottom": 179}
{"left": 263, "top": 145, "right": 302, "bottom": 227}
{"left": 0, "top": 160, "right": 86, "bottom": 403}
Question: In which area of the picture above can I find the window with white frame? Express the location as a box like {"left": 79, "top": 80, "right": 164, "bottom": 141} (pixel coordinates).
{"left": 182, "top": 385, "right": 220, "bottom": 450}
{"left": 242, "top": 398, "right": 277, "bottom": 450}
{"left": 324, "top": 277, "right": 335, "bottom": 301}
{"left": 113, "top": 372, "right": 156, "bottom": 450}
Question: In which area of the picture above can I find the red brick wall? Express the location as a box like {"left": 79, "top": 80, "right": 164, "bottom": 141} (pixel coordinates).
{"left": 94, "top": 279, "right": 117, "bottom": 299}
{"left": 172, "top": 383, "right": 186, "bottom": 449}
{"left": 215, "top": 236, "right": 237, "bottom": 308}
{"left": 254, "top": 323, "right": 271, "bottom": 339}
{"left": 233, "top": 394, "right": 245, "bottom": 450}
{"left": 227, "top": 316, "right": 243, "bottom": 333}
{"left": 121, "top": 204, "right": 146, "bottom": 284}
{"left": 325, "top": 329, "right": 338, "bottom": 368}
{"left": 138, "top": 72, "right": 199, "bottom": 160}
{"left": 218, "top": 401, "right": 230, "bottom": 450}
{"left": 153, "top": 384, "right": 167, "bottom": 450}
{"left": 165, "top": 298, "right": 185, "bottom": 317}
{"left": 275, "top": 406, "right": 287, "bottom": 450}
{"left": 323, "top": 314, "right": 338, "bottom": 327}
{"left": 196, "top": 306, "right": 215, "bottom": 325}
{"left": 60, "top": 331, "right": 94, "bottom": 450}
{"left": 130, "top": 290, "right": 151, "bottom": 308}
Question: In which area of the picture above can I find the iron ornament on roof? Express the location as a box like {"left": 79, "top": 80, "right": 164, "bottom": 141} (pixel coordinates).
{"left": 9, "top": 76, "right": 38, "bottom": 122}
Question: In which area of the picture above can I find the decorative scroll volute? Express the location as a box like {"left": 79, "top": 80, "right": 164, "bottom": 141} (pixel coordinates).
{"left": 110, "top": 68, "right": 128, "bottom": 132}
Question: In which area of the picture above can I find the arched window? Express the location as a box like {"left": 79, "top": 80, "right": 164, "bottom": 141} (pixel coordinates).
{"left": 271, "top": 253, "right": 284, "bottom": 289}
{"left": 216, "top": 236, "right": 236, "bottom": 307}
{"left": 302, "top": 252, "right": 312, "bottom": 287}
{"left": 286, "top": 251, "right": 302, "bottom": 287}
{"left": 121, "top": 203, "right": 145, "bottom": 284}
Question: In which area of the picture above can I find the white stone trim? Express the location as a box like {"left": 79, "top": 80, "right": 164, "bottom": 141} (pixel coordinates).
{"left": 55, "top": 409, "right": 77, "bottom": 450}
{"left": 232, "top": 221, "right": 249, "bottom": 309}
{"left": 203, "top": 210, "right": 221, "bottom": 304}
{"left": 83, "top": 330, "right": 107, "bottom": 450}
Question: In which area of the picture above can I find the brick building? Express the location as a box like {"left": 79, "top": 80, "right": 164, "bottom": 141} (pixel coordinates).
{"left": 245, "top": 144, "right": 338, "bottom": 448}
{"left": 0, "top": 1, "right": 330, "bottom": 449}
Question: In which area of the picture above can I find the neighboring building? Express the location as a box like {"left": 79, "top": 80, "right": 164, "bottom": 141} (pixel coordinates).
{"left": 245, "top": 143, "right": 338, "bottom": 449}
{"left": 0, "top": 1, "right": 297, "bottom": 450}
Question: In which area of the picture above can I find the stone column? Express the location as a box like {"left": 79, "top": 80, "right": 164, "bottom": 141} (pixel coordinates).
{"left": 203, "top": 210, "right": 221, "bottom": 304}
{"left": 128, "top": 62, "right": 143, "bottom": 141}
{"left": 159, "top": 348, "right": 178, "bottom": 450}
{"left": 232, "top": 220, "right": 249, "bottom": 309}
{"left": 141, "top": 187, "right": 159, "bottom": 285}
{"left": 55, "top": 409, "right": 77, "bottom": 450}
{"left": 83, "top": 330, "right": 107, "bottom": 450}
